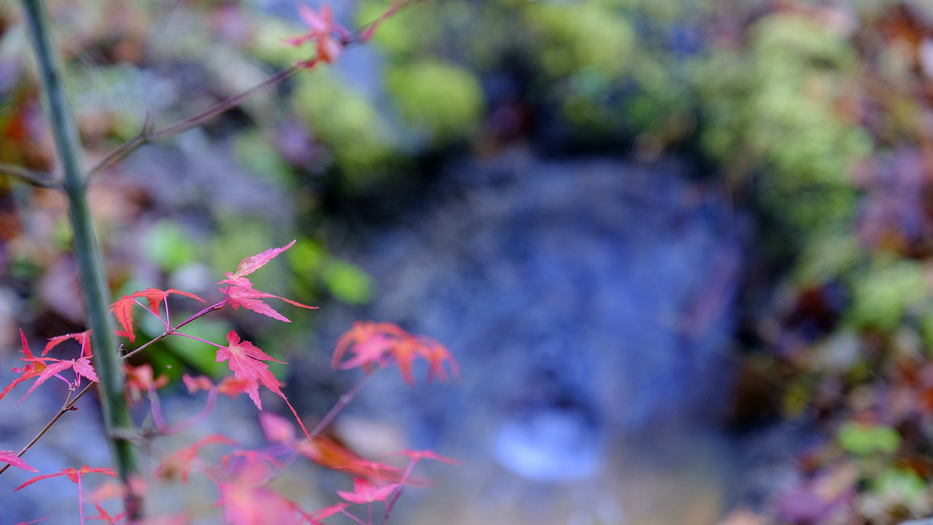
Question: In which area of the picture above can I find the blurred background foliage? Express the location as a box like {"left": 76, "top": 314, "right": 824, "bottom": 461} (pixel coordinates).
{"left": 4, "top": 0, "right": 933, "bottom": 522}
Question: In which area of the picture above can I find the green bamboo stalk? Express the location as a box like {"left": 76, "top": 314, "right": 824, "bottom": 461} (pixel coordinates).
{"left": 20, "top": 0, "right": 142, "bottom": 518}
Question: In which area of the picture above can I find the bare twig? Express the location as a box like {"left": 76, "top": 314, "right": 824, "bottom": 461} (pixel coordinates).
{"left": 87, "top": 67, "right": 300, "bottom": 176}
{"left": 0, "top": 162, "right": 60, "bottom": 189}
{"left": 87, "top": 0, "right": 418, "bottom": 177}
{"left": 0, "top": 381, "right": 95, "bottom": 476}
{"left": 308, "top": 371, "right": 375, "bottom": 438}
{"left": 121, "top": 300, "right": 226, "bottom": 360}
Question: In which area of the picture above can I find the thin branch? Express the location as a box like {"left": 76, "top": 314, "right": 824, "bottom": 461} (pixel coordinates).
{"left": 149, "top": 383, "right": 219, "bottom": 435}
{"left": 87, "top": 67, "right": 300, "bottom": 177}
{"left": 86, "top": 0, "right": 417, "bottom": 177}
{"left": 308, "top": 371, "right": 374, "bottom": 438}
{"left": 342, "top": 509, "right": 367, "bottom": 525}
{"left": 121, "top": 300, "right": 226, "bottom": 360}
{"left": 381, "top": 459, "right": 417, "bottom": 525}
{"left": 0, "top": 381, "right": 95, "bottom": 476}
{"left": 0, "top": 162, "right": 60, "bottom": 189}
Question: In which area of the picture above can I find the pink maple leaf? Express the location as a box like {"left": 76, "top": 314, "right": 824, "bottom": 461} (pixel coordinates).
{"left": 288, "top": 502, "right": 349, "bottom": 525}
{"left": 43, "top": 330, "right": 92, "bottom": 357}
{"left": 225, "top": 241, "right": 296, "bottom": 282}
{"left": 283, "top": 4, "right": 348, "bottom": 65}
{"left": 0, "top": 451, "right": 37, "bottom": 472}
{"left": 215, "top": 331, "right": 286, "bottom": 411}
{"left": 223, "top": 281, "right": 316, "bottom": 322}
{"left": 155, "top": 434, "right": 237, "bottom": 484}
{"left": 332, "top": 322, "right": 459, "bottom": 385}
{"left": 336, "top": 477, "right": 398, "bottom": 504}
{"left": 216, "top": 462, "right": 304, "bottom": 525}
{"left": 215, "top": 331, "right": 312, "bottom": 439}
{"left": 15, "top": 466, "right": 116, "bottom": 491}
{"left": 0, "top": 331, "right": 99, "bottom": 405}
{"left": 218, "top": 242, "right": 318, "bottom": 322}
{"left": 389, "top": 449, "right": 462, "bottom": 465}
{"left": 110, "top": 288, "right": 204, "bottom": 342}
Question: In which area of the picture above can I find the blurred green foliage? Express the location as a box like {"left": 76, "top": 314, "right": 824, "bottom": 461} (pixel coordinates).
{"left": 837, "top": 421, "right": 901, "bottom": 456}
{"left": 386, "top": 60, "right": 483, "bottom": 142}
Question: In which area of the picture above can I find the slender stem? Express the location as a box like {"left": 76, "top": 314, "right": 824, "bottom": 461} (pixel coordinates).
{"left": 121, "top": 331, "right": 171, "bottom": 360}
{"left": 148, "top": 384, "right": 219, "bottom": 435}
{"left": 0, "top": 162, "right": 59, "bottom": 189}
{"left": 0, "top": 381, "right": 95, "bottom": 476}
{"left": 84, "top": 0, "right": 413, "bottom": 178}
{"left": 342, "top": 509, "right": 367, "bottom": 525}
{"left": 20, "top": 0, "right": 141, "bottom": 517}
{"left": 77, "top": 473, "right": 86, "bottom": 525}
{"left": 172, "top": 333, "right": 223, "bottom": 347}
{"left": 133, "top": 298, "right": 168, "bottom": 328}
{"left": 174, "top": 300, "right": 227, "bottom": 331}
{"left": 308, "top": 372, "right": 374, "bottom": 438}
{"left": 381, "top": 459, "right": 416, "bottom": 525}
{"left": 121, "top": 300, "right": 225, "bottom": 360}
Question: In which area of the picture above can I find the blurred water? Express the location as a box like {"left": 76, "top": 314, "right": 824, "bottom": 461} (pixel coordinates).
{"left": 309, "top": 149, "right": 746, "bottom": 524}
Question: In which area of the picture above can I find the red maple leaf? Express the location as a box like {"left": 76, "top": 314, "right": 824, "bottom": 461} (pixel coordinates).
{"left": 215, "top": 331, "right": 286, "bottom": 411}
{"left": 259, "top": 412, "right": 297, "bottom": 446}
{"left": 331, "top": 321, "right": 405, "bottom": 368}
{"left": 0, "top": 451, "right": 37, "bottom": 472}
{"left": 416, "top": 336, "right": 459, "bottom": 384}
{"left": 125, "top": 363, "right": 169, "bottom": 402}
{"left": 332, "top": 322, "right": 458, "bottom": 385}
{"left": 216, "top": 462, "right": 306, "bottom": 525}
{"left": 0, "top": 331, "right": 99, "bottom": 405}
{"left": 225, "top": 241, "right": 296, "bottom": 282}
{"left": 283, "top": 4, "right": 348, "bottom": 65}
{"left": 86, "top": 503, "right": 125, "bottom": 524}
{"left": 110, "top": 288, "right": 204, "bottom": 342}
{"left": 43, "top": 330, "right": 92, "bottom": 357}
{"left": 223, "top": 281, "right": 317, "bottom": 322}
{"left": 156, "top": 434, "right": 237, "bottom": 484}
{"left": 14, "top": 465, "right": 116, "bottom": 491}
{"left": 259, "top": 412, "right": 407, "bottom": 485}
{"left": 389, "top": 449, "right": 462, "bottom": 465}
{"left": 290, "top": 502, "right": 349, "bottom": 525}
{"left": 296, "top": 435, "right": 408, "bottom": 484}
{"left": 182, "top": 374, "right": 254, "bottom": 400}
{"left": 215, "top": 331, "right": 312, "bottom": 439}
{"left": 336, "top": 477, "right": 398, "bottom": 504}
{"left": 218, "top": 242, "right": 318, "bottom": 322}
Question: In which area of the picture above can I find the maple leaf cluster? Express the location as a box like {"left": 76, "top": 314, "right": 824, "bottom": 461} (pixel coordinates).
{"left": 332, "top": 321, "right": 459, "bottom": 385}
{"left": 3, "top": 240, "right": 459, "bottom": 524}
{"left": 0, "top": 330, "right": 98, "bottom": 406}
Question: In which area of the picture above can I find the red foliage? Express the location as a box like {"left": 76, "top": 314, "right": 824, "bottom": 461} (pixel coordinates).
{"left": 0, "top": 331, "right": 99, "bottom": 405}
{"left": 15, "top": 466, "right": 116, "bottom": 491}
{"left": 283, "top": 4, "right": 349, "bottom": 65}
{"left": 333, "top": 321, "right": 458, "bottom": 385}
{"left": 110, "top": 288, "right": 204, "bottom": 343}
{"left": 218, "top": 241, "right": 317, "bottom": 322}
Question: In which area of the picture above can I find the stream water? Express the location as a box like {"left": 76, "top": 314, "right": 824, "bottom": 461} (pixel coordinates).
{"left": 307, "top": 149, "right": 751, "bottom": 525}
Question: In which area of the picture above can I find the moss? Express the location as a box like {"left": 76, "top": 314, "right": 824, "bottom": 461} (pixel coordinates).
{"left": 291, "top": 68, "right": 395, "bottom": 184}
{"left": 847, "top": 260, "right": 927, "bottom": 333}
{"left": 385, "top": 60, "right": 483, "bottom": 142}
